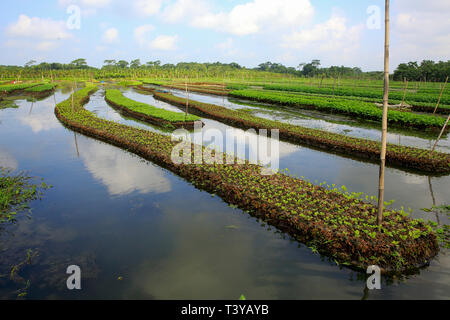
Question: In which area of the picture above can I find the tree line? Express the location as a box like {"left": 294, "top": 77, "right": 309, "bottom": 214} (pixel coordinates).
{"left": 393, "top": 60, "right": 450, "bottom": 82}
{"left": 1, "top": 58, "right": 448, "bottom": 82}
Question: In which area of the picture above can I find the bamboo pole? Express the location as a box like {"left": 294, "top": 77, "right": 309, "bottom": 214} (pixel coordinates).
{"left": 377, "top": 0, "right": 390, "bottom": 226}
{"left": 433, "top": 76, "right": 448, "bottom": 115}
{"left": 431, "top": 114, "right": 450, "bottom": 152}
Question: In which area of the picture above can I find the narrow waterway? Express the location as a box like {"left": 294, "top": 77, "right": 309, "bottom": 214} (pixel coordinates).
{"left": 155, "top": 86, "right": 450, "bottom": 153}
{"left": 0, "top": 88, "right": 448, "bottom": 299}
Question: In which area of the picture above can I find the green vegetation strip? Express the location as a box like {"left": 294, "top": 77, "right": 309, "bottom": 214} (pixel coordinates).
{"left": 264, "top": 84, "right": 450, "bottom": 107}
{"left": 0, "top": 167, "right": 51, "bottom": 224}
{"left": 0, "top": 83, "right": 40, "bottom": 94}
{"left": 145, "top": 82, "right": 229, "bottom": 96}
{"left": 24, "top": 83, "right": 56, "bottom": 93}
{"left": 230, "top": 89, "right": 447, "bottom": 131}
{"left": 154, "top": 92, "right": 450, "bottom": 174}
{"left": 116, "top": 80, "right": 143, "bottom": 87}
{"left": 104, "top": 89, "right": 201, "bottom": 129}
{"left": 267, "top": 88, "right": 450, "bottom": 114}
{"left": 54, "top": 85, "right": 439, "bottom": 272}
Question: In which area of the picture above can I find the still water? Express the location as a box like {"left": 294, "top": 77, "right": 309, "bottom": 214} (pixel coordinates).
{"left": 0, "top": 88, "right": 448, "bottom": 299}
{"left": 163, "top": 86, "right": 450, "bottom": 153}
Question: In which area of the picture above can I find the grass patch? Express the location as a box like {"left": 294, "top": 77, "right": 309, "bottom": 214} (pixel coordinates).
{"left": 0, "top": 167, "right": 52, "bottom": 224}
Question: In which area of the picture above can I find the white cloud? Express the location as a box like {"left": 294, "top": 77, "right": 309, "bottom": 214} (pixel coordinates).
{"left": 191, "top": 0, "right": 314, "bottom": 35}
{"left": 36, "top": 41, "right": 59, "bottom": 51}
{"left": 59, "top": 0, "right": 112, "bottom": 7}
{"left": 149, "top": 35, "right": 178, "bottom": 50}
{"left": 134, "top": 24, "right": 155, "bottom": 46}
{"left": 161, "top": 0, "right": 209, "bottom": 23}
{"left": 281, "top": 14, "right": 363, "bottom": 56}
{"left": 102, "top": 27, "right": 119, "bottom": 43}
{"left": 4, "top": 14, "right": 71, "bottom": 51}
{"left": 215, "top": 37, "right": 237, "bottom": 56}
{"left": 79, "top": 138, "right": 171, "bottom": 196}
{"left": 58, "top": 0, "right": 112, "bottom": 16}
{"left": 6, "top": 14, "right": 71, "bottom": 40}
{"left": 391, "top": 0, "right": 450, "bottom": 62}
{"left": 132, "top": 0, "right": 166, "bottom": 17}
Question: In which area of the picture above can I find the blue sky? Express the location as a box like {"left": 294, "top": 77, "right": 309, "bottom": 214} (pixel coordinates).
{"left": 1, "top": 0, "right": 448, "bottom": 71}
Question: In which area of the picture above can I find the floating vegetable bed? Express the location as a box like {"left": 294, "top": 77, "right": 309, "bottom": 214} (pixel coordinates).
{"left": 104, "top": 89, "right": 202, "bottom": 129}
{"left": 24, "top": 83, "right": 56, "bottom": 97}
{"left": 143, "top": 81, "right": 229, "bottom": 96}
{"left": 154, "top": 92, "right": 450, "bottom": 174}
{"left": 229, "top": 90, "right": 447, "bottom": 131}
{"left": 263, "top": 84, "right": 450, "bottom": 106}
{"left": 0, "top": 83, "right": 41, "bottom": 96}
{"left": 54, "top": 85, "right": 439, "bottom": 273}
{"left": 265, "top": 88, "right": 450, "bottom": 115}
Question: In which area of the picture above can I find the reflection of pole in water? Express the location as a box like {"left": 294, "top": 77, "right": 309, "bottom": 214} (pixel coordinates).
{"left": 74, "top": 132, "right": 80, "bottom": 158}
{"left": 361, "top": 285, "right": 370, "bottom": 300}
{"left": 428, "top": 176, "right": 440, "bottom": 225}
{"left": 428, "top": 176, "right": 436, "bottom": 206}
{"left": 29, "top": 101, "right": 34, "bottom": 115}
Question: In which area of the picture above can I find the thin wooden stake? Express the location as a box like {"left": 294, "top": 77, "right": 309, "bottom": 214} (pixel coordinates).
{"left": 185, "top": 76, "right": 189, "bottom": 121}
{"left": 71, "top": 85, "right": 74, "bottom": 114}
{"left": 433, "top": 76, "right": 448, "bottom": 115}
{"left": 332, "top": 77, "right": 336, "bottom": 97}
{"left": 431, "top": 114, "right": 450, "bottom": 152}
{"left": 400, "top": 78, "right": 408, "bottom": 107}
{"left": 377, "top": 0, "right": 390, "bottom": 226}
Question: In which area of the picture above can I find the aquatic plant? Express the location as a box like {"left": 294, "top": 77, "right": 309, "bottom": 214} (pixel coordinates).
{"left": 0, "top": 167, "right": 52, "bottom": 224}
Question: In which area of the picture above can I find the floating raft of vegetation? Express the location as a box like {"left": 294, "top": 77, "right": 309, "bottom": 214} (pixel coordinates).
{"left": 229, "top": 90, "right": 447, "bottom": 131}
{"left": 54, "top": 85, "right": 439, "bottom": 273}
{"left": 24, "top": 83, "right": 56, "bottom": 98}
{"left": 104, "top": 89, "right": 202, "bottom": 129}
{"left": 263, "top": 87, "right": 450, "bottom": 115}
{"left": 263, "top": 84, "right": 450, "bottom": 106}
{"left": 143, "top": 81, "right": 229, "bottom": 96}
{"left": 0, "top": 83, "right": 41, "bottom": 97}
{"left": 153, "top": 92, "right": 450, "bottom": 174}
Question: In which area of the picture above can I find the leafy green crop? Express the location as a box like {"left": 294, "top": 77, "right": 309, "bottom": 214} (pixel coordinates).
{"left": 105, "top": 89, "right": 200, "bottom": 122}
{"left": 154, "top": 92, "right": 450, "bottom": 174}
{"left": 230, "top": 89, "right": 447, "bottom": 130}
{"left": 0, "top": 83, "right": 41, "bottom": 93}
{"left": 24, "top": 83, "right": 56, "bottom": 92}
{"left": 264, "top": 83, "right": 450, "bottom": 105}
